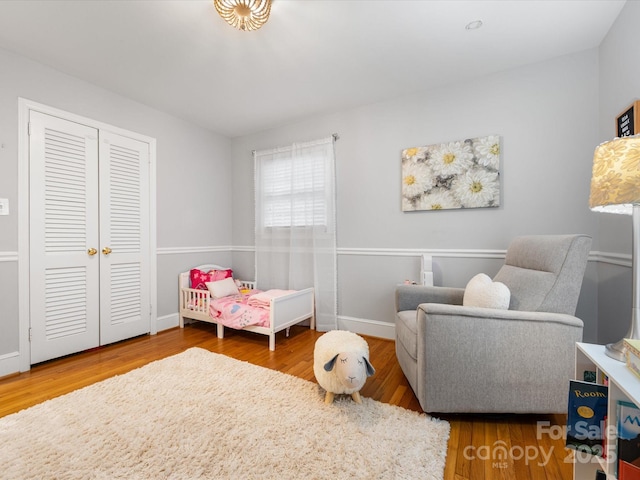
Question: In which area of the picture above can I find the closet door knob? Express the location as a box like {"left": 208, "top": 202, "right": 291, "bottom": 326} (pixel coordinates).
{"left": 102, "top": 247, "right": 112, "bottom": 255}
{"left": 87, "top": 248, "right": 97, "bottom": 256}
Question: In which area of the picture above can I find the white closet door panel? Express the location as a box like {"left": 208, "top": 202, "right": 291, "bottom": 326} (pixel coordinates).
{"left": 29, "top": 111, "right": 100, "bottom": 364}
{"left": 99, "top": 131, "right": 150, "bottom": 344}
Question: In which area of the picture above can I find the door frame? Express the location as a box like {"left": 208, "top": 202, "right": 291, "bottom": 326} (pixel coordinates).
{"left": 18, "top": 98, "right": 158, "bottom": 372}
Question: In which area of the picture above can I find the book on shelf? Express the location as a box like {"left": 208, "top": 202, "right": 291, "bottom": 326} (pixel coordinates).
{"left": 566, "top": 379, "right": 608, "bottom": 457}
{"left": 618, "top": 401, "right": 640, "bottom": 479}
{"left": 584, "top": 370, "right": 597, "bottom": 383}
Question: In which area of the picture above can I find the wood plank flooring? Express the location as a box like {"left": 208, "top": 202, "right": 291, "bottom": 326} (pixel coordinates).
{"left": 0, "top": 323, "right": 573, "bottom": 479}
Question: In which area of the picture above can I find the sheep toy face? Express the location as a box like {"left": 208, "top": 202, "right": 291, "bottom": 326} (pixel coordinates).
{"left": 314, "top": 330, "right": 376, "bottom": 404}
{"left": 323, "top": 352, "right": 375, "bottom": 391}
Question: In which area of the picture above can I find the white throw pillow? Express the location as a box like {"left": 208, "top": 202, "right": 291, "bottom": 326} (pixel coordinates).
{"left": 462, "top": 273, "right": 510, "bottom": 310}
{"left": 206, "top": 277, "right": 240, "bottom": 298}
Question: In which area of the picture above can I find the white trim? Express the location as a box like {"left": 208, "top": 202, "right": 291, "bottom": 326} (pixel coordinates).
{"left": 0, "top": 252, "right": 18, "bottom": 262}
{"left": 21, "top": 99, "right": 158, "bottom": 144}
{"left": 148, "top": 137, "right": 158, "bottom": 336}
{"left": 156, "top": 246, "right": 626, "bottom": 265}
{"left": 18, "top": 98, "right": 30, "bottom": 372}
{"left": 232, "top": 245, "right": 257, "bottom": 253}
{"left": 157, "top": 313, "right": 179, "bottom": 332}
{"left": 591, "top": 250, "right": 632, "bottom": 267}
{"left": 157, "top": 246, "right": 232, "bottom": 255}
{"left": 17, "top": 97, "right": 158, "bottom": 371}
{"left": 225, "top": 246, "right": 604, "bottom": 263}
{"left": 337, "top": 247, "right": 507, "bottom": 258}
{"left": 0, "top": 351, "right": 20, "bottom": 378}
{"left": 337, "top": 316, "right": 395, "bottom": 340}
{"left": 5, "top": 245, "right": 625, "bottom": 265}
{"left": 173, "top": 245, "right": 509, "bottom": 258}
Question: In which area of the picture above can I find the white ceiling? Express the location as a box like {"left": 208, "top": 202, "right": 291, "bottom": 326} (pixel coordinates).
{"left": 0, "top": 0, "right": 626, "bottom": 138}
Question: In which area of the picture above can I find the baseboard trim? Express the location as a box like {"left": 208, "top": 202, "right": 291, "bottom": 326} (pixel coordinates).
{"left": 0, "top": 351, "right": 21, "bottom": 377}
{"left": 337, "top": 316, "right": 395, "bottom": 340}
{"left": 157, "top": 313, "right": 179, "bottom": 332}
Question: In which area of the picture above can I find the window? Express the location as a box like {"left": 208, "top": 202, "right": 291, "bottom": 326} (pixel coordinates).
{"left": 256, "top": 142, "right": 332, "bottom": 229}
{"left": 254, "top": 136, "right": 337, "bottom": 330}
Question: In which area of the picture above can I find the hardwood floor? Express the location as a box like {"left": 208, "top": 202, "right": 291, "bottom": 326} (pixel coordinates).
{"left": 0, "top": 323, "right": 573, "bottom": 479}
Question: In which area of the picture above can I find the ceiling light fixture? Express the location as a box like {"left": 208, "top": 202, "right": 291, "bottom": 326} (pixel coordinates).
{"left": 214, "top": 0, "right": 272, "bottom": 31}
{"left": 465, "top": 20, "right": 483, "bottom": 30}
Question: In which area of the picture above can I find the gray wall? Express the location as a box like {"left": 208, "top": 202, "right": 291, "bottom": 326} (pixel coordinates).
{"left": 0, "top": 46, "right": 232, "bottom": 360}
{"left": 3, "top": 2, "right": 638, "bottom": 369}
{"left": 594, "top": 0, "right": 640, "bottom": 344}
{"left": 231, "top": 48, "right": 600, "bottom": 340}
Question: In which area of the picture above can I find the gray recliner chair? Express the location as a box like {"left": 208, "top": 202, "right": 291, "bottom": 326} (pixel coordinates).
{"left": 395, "top": 234, "right": 592, "bottom": 414}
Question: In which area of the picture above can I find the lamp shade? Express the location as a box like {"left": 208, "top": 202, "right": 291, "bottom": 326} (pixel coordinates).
{"left": 590, "top": 135, "right": 640, "bottom": 215}
{"left": 214, "top": 0, "right": 271, "bottom": 31}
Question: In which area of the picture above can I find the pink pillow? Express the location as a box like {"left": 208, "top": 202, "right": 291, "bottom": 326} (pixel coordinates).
{"left": 189, "top": 268, "right": 233, "bottom": 290}
{"left": 190, "top": 269, "right": 213, "bottom": 290}
{"left": 211, "top": 269, "right": 233, "bottom": 281}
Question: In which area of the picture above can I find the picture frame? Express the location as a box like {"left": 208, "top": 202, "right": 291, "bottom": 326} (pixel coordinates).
{"left": 616, "top": 101, "right": 640, "bottom": 137}
{"left": 401, "top": 134, "right": 501, "bottom": 212}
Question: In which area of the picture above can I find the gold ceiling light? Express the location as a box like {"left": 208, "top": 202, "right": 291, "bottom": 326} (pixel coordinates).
{"left": 214, "top": 0, "right": 272, "bottom": 31}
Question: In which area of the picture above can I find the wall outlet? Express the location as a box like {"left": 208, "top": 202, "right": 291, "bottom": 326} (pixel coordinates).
{"left": 0, "top": 198, "right": 9, "bottom": 215}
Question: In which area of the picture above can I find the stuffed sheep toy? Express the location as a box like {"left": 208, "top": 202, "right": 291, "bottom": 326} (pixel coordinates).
{"left": 313, "top": 330, "right": 375, "bottom": 404}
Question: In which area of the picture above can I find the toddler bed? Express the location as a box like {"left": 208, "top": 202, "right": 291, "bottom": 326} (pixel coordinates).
{"left": 179, "top": 264, "right": 315, "bottom": 350}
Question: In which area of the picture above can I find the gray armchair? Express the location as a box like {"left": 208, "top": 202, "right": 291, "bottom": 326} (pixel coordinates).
{"left": 395, "top": 234, "right": 592, "bottom": 414}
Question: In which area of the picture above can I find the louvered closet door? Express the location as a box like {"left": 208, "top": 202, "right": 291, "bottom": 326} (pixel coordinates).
{"left": 98, "top": 131, "right": 150, "bottom": 345}
{"left": 29, "top": 112, "right": 100, "bottom": 364}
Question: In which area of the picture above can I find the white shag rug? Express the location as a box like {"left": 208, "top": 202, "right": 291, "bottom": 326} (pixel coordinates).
{"left": 0, "top": 347, "right": 450, "bottom": 480}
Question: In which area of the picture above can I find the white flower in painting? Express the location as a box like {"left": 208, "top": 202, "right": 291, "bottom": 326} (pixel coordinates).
{"left": 415, "top": 189, "right": 459, "bottom": 211}
{"left": 402, "top": 146, "right": 428, "bottom": 163}
{"left": 430, "top": 142, "right": 473, "bottom": 176}
{"left": 452, "top": 168, "right": 500, "bottom": 208}
{"left": 402, "top": 162, "right": 435, "bottom": 198}
{"left": 474, "top": 135, "right": 500, "bottom": 169}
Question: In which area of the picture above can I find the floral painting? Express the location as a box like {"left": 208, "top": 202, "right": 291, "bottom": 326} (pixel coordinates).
{"left": 401, "top": 135, "right": 501, "bottom": 211}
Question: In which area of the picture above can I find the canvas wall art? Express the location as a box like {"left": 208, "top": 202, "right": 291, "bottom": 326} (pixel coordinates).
{"left": 401, "top": 135, "right": 501, "bottom": 211}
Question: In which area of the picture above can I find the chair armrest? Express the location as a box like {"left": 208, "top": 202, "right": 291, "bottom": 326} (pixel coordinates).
{"left": 417, "top": 303, "right": 584, "bottom": 328}
{"left": 395, "top": 285, "right": 464, "bottom": 312}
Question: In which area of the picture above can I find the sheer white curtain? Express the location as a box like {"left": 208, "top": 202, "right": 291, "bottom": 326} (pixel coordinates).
{"left": 254, "top": 136, "right": 337, "bottom": 331}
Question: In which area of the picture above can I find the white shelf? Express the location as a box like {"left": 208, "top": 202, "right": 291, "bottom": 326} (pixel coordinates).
{"left": 577, "top": 343, "right": 640, "bottom": 404}
{"left": 574, "top": 342, "right": 640, "bottom": 479}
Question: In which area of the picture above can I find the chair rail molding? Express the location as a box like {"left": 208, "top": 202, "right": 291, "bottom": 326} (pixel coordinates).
{"left": 337, "top": 247, "right": 506, "bottom": 258}
{"left": 591, "top": 250, "right": 632, "bottom": 268}
{"left": 157, "top": 245, "right": 617, "bottom": 264}
{"left": 0, "top": 251, "right": 18, "bottom": 262}
{"left": 156, "top": 246, "right": 233, "bottom": 255}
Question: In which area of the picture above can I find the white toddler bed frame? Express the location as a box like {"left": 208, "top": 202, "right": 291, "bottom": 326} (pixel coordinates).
{"left": 179, "top": 264, "right": 315, "bottom": 351}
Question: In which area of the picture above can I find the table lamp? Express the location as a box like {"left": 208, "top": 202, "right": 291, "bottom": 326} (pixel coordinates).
{"left": 590, "top": 134, "right": 640, "bottom": 361}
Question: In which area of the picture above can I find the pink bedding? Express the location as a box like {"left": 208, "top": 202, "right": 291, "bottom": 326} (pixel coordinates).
{"left": 208, "top": 289, "right": 298, "bottom": 330}
{"left": 209, "top": 290, "right": 271, "bottom": 329}
{"left": 247, "top": 289, "right": 296, "bottom": 309}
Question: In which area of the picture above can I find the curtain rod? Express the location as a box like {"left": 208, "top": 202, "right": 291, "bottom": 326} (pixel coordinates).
{"left": 252, "top": 133, "right": 340, "bottom": 155}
